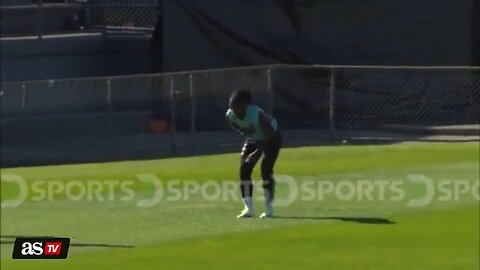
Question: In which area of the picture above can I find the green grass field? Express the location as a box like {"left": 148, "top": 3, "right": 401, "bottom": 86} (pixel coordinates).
{"left": 1, "top": 142, "right": 479, "bottom": 269}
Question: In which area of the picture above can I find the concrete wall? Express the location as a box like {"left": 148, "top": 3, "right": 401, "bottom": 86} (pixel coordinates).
{"left": 0, "top": 4, "right": 85, "bottom": 36}
{"left": 1, "top": 33, "right": 152, "bottom": 83}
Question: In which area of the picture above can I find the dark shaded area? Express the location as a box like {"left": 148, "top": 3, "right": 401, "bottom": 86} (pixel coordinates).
{"left": 0, "top": 235, "right": 134, "bottom": 248}
{"left": 161, "top": 0, "right": 478, "bottom": 72}
{"left": 473, "top": 0, "right": 480, "bottom": 65}
{"left": 276, "top": 216, "right": 395, "bottom": 225}
{"left": 173, "top": 0, "right": 307, "bottom": 65}
{"left": 3, "top": 129, "right": 477, "bottom": 168}
{"left": 151, "top": 0, "right": 164, "bottom": 73}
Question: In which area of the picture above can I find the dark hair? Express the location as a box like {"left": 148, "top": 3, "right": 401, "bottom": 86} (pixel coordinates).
{"left": 229, "top": 90, "right": 252, "bottom": 105}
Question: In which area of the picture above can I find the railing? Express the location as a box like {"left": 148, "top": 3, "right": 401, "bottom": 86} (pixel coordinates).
{"left": 0, "top": 0, "right": 159, "bottom": 39}
{"left": 1, "top": 64, "right": 479, "bottom": 166}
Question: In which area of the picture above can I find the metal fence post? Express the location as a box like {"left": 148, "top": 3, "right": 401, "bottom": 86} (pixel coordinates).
{"left": 22, "top": 84, "right": 27, "bottom": 111}
{"left": 85, "top": 2, "right": 92, "bottom": 29}
{"left": 189, "top": 74, "right": 197, "bottom": 147}
{"left": 106, "top": 79, "right": 113, "bottom": 149}
{"left": 189, "top": 74, "right": 196, "bottom": 133}
{"left": 101, "top": 0, "right": 107, "bottom": 37}
{"left": 329, "top": 69, "right": 337, "bottom": 134}
{"left": 107, "top": 79, "right": 112, "bottom": 111}
{"left": 267, "top": 69, "right": 274, "bottom": 114}
{"left": 38, "top": 0, "right": 44, "bottom": 40}
{"left": 170, "top": 76, "right": 177, "bottom": 150}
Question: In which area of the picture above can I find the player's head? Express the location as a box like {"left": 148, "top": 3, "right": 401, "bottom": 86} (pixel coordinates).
{"left": 229, "top": 90, "right": 252, "bottom": 117}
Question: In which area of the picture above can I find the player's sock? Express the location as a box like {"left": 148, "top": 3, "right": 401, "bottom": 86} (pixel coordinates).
{"left": 259, "top": 200, "right": 274, "bottom": 219}
{"left": 237, "top": 197, "right": 254, "bottom": 218}
{"left": 243, "top": 197, "right": 254, "bottom": 211}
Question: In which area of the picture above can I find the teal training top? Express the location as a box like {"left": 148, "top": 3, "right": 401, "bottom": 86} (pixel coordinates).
{"left": 225, "top": 104, "right": 278, "bottom": 141}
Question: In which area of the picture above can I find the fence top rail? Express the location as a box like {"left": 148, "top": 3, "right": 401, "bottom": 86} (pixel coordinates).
{"left": 283, "top": 64, "right": 480, "bottom": 70}
{"left": 1, "top": 64, "right": 479, "bottom": 86}
{"left": 0, "top": 3, "right": 159, "bottom": 11}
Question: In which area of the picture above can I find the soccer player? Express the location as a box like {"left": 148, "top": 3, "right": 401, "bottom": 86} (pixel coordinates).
{"left": 225, "top": 90, "right": 282, "bottom": 219}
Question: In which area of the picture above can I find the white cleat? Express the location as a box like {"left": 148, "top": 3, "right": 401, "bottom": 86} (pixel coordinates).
{"left": 259, "top": 212, "right": 274, "bottom": 219}
{"left": 236, "top": 208, "right": 254, "bottom": 218}
{"left": 259, "top": 201, "right": 274, "bottom": 219}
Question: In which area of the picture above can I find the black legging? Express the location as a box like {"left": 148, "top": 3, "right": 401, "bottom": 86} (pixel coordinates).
{"left": 239, "top": 132, "right": 282, "bottom": 201}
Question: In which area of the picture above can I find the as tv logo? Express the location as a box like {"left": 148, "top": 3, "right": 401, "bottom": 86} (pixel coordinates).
{"left": 12, "top": 237, "right": 70, "bottom": 259}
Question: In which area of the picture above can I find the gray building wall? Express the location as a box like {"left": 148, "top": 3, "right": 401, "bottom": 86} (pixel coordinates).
{"left": 1, "top": 33, "right": 152, "bottom": 83}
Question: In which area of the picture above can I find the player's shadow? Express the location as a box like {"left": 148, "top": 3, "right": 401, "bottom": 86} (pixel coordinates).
{"left": 0, "top": 235, "right": 135, "bottom": 248}
{"left": 275, "top": 216, "right": 395, "bottom": 225}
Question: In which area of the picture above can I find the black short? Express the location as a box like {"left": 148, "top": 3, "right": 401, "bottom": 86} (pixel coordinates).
{"left": 240, "top": 132, "right": 282, "bottom": 171}
{"left": 239, "top": 132, "right": 282, "bottom": 199}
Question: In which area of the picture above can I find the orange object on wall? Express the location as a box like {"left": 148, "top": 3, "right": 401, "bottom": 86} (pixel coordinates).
{"left": 146, "top": 120, "right": 170, "bottom": 133}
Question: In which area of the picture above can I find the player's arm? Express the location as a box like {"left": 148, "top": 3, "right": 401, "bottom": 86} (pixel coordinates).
{"left": 227, "top": 117, "right": 243, "bottom": 135}
{"left": 245, "top": 112, "right": 273, "bottom": 163}
{"left": 259, "top": 111, "right": 275, "bottom": 143}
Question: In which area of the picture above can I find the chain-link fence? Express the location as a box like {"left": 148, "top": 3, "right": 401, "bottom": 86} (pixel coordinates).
{"left": 0, "top": 0, "right": 159, "bottom": 38}
{"left": 1, "top": 65, "right": 479, "bottom": 167}
{"left": 272, "top": 66, "right": 480, "bottom": 131}
{"left": 88, "top": 0, "right": 159, "bottom": 29}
